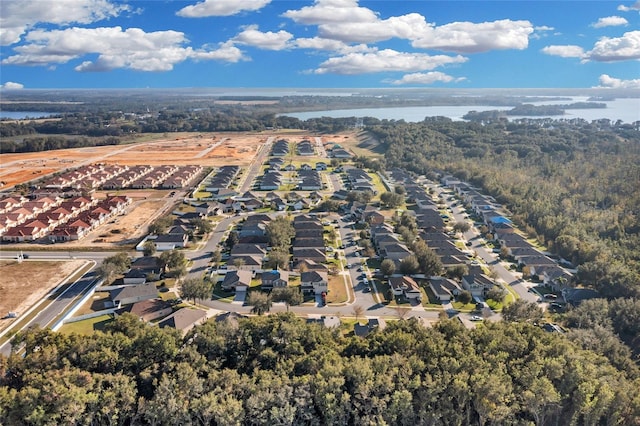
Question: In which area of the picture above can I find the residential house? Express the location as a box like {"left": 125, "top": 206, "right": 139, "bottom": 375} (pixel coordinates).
{"left": 261, "top": 270, "right": 290, "bottom": 291}
{"left": 293, "top": 248, "right": 326, "bottom": 264}
{"left": 461, "top": 274, "right": 496, "bottom": 298}
{"left": 429, "top": 277, "right": 462, "bottom": 303}
{"left": 153, "top": 233, "right": 188, "bottom": 251}
{"left": 127, "top": 299, "right": 173, "bottom": 322}
{"left": 535, "top": 265, "right": 573, "bottom": 291}
{"left": 109, "top": 282, "right": 158, "bottom": 308}
{"left": 221, "top": 270, "right": 253, "bottom": 292}
{"left": 300, "top": 271, "right": 328, "bottom": 295}
{"left": 158, "top": 308, "right": 207, "bottom": 336}
{"left": 389, "top": 276, "right": 422, "bottom": 300}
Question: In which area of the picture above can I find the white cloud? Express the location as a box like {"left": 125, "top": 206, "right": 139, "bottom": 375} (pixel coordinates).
{"left": 176, "top": 0, "right": 271, "bottom": 18}
{"left": 587, "top": 30, "right": 640, "bottom": 61}
{"left": 284, "top": 2, "right": 532, "bottom": 53}
{"left": 312, "top": 49, "right": 467, "bottom": 75}
{"left": 388, "top": 72, "right": 465, "bottom": 85}
{"left": 232, "top": 25, "right": 293, "bottom": 50}
{"left": 282, "top": 0, "right": 378, "bottom": 25}
{"left": 191, "top": 41, "right": 247, "bottom": 62}
{"left": 0, "top": 0, "right": 129, "bottom": 46}
{"left": 293, "top": 37, "right": 371, "bottom": 54}
{"left": 542, "top": 31, "right": 640, "bottom": 62}
{"left": 541, "top": 45, "right": 586, "bottom": 58}
{"left": 591, "top": 16, "right": 628, "bottom": 28}
{"left": 317, "top": 13, "right": 433, "bottom": 44}
{"left": 617, "top": 1, "right": 640, "bottom": 12}
{"left": 0, "top": 81, "right": 24, "bottom": 89}
{"left": 2, "top": 26, "right": 244, "bottom": 71}
{"left": 597, "top": 74, "right": 640, "bottom": 89}
{"left": 411, "top": 19, "right": 534, "bottom": 53}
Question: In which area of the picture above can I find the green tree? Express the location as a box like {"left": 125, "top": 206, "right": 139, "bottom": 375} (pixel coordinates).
{"left": 266, "top": 216, "right": 295, "bottom": 249}
{"left": 486, "top": 286, "right": 507, "bottom": 303}
{"left": 502, "top": 299, "right": 543, "bottom": 323}
{"left": 266, "top": 249, "right": 289, "bottom": 270}
{"left": 246, "top": 291, "right": 272, "bottom": 315}
{"left": 457, "top": 290, "right": 472, "bottom": 304}
{"left": 380, "top": 191, "right": 403, "bottom": 208}
{"left": 211, "top": 249, "right": 222, "bottom": 268}
{"left": 399, "top": 255, "right": 419, "bottom": 275}
{"left": 142, "top": 240, "right": 156, "bottom": 257}
{"left": 271, "top": 287, "right": 303, "bottom": 311}
{"left": 453, "top": 221, "right": 471, "bottom": 233}
{"left": 180, "top": 278, "right": 212, "bottom": 304}
{"left": 380, "top": 259, "right": 396, "bottom": 276}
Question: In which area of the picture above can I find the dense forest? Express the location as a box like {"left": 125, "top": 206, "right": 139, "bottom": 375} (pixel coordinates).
{"left": 369, "top": 118, "right": 640, "bottom": 300}
{"left": 1, "top": 313, "right": 639, "bottom": 425}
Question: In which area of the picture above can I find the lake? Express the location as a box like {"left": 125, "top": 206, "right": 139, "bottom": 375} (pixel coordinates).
{"left": 0, "top": 111, "right": 57, "bottom": 119}
{"left": 282, "top": 97, "right": 640, "bottom": 124}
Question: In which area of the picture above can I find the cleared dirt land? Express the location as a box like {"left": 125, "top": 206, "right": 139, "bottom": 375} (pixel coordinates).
{"left": 0, "top": 259, "right": 87, "bottom": 322}
{"left": 0, "top": 132, "right": 272, "bottom": 188}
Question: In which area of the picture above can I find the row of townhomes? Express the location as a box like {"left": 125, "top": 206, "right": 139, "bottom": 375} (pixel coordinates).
{"left": 41, "top": 163, "right": 202, "bottom": 190}
{"left": 0, "top": 194, "right": 130, "bottom": 242}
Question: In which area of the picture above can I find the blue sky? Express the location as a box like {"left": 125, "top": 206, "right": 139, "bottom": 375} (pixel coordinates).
{"left": 0, "top": 0, "right": 638, "bottom": 89}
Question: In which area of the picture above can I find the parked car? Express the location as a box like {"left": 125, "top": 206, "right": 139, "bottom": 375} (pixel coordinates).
{"left": 470, "top": 315, "right": 483, "bottom": 321}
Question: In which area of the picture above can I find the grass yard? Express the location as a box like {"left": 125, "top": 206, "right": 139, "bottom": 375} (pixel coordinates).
{"left": 327, "top": 274, "right": 348, "bottom": 303}
{"left": 59, "top": 314, "right": 114, "bottom": 335}
{"left": 421, "top": 286, "right": 445, "bottom": 309}
{"left": 452, "top": 301, "right": 477, "bottom": 312}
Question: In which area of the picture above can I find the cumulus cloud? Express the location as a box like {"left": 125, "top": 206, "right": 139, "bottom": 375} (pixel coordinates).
{"left": 312, "top": 49, "right": 467, "bottom": 75}
{"left": 541, "top": 45, "right": 586, "bottom": 58}
{"left": 232, "top": 25, "right": 293, "bottom": 50}
{"left": 177, "top": 0, "right": 271, "bottom": 18}
{"left": 597, "top": 74, "right": 640, "bottom": 89}
{"left": 411, "top": 19, "right": 534, "bottom": 53}
{"left": 0, "top": 0, "right": 129, "bottom": 46}
{"left": 293, "top": 37, "right": 371, "bottom": 54}
{"left": 0, "top": 81, "right": 24, "bottom": 89}
{"left": 542, "top": 31, "right": 640, "bottom": 62}
{"left": 283, "top": 1, "right": 533, "bottom": 53}
{"left": 388, "top": 72, "right": 465, "bottom": 85}
{"left": 282, "top": 0, "right": 378, "bottom": 25}
{"left": 617, "top": 1, "right": 640, "bottom": 12}
{"left": 587, "top": 30, "right": 640, "bottom": 61}
{"left": 317, "top": 13, "right": 433, "bottom": 44}
{"left": 2, "top": 26, "right": 244, "bottom": 71}
{"left": 591, "top": 16, "right": 628, "bottom": 28}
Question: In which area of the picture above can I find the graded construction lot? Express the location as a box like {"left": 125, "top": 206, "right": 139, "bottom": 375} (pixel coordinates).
{"left": 0, "top": 132, "right": 272, "bottom": 188}
{"left": 0, "top": 259, "right": 87, "bottom": 327}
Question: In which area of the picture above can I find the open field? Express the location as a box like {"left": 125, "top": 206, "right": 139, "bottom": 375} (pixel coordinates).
{"left": 0, "top": 259, "right": 87, "bottom": 319}
{"left": 0, "top": 132, "right": 277, "bottom": 188}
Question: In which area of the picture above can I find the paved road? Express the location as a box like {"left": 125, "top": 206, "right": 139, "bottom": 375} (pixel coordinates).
{"left": 0, "top": 263, "right": 100, "bottom": 356}
{"left": 436, "top": 185, "right": 538, "bottom": 303}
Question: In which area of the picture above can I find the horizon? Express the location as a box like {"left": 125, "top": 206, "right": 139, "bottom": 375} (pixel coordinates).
{"left": 1, "top": 0, "right": 639, "bottom": 90}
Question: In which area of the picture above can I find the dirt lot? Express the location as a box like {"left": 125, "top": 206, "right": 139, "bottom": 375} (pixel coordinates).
{"left": 0, "top": 259, "right": 87, "bottom": 321}
{"left": 0, "top": 132, "right": 272, "bottom": 188}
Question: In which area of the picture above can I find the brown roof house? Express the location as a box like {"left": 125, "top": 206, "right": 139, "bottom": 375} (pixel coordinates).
{"left": 159, "top": 308, "right": 207, "bottom": 336}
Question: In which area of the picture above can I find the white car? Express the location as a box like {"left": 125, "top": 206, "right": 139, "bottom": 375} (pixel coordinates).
{"left": 470, "top": 315, "right": 483, "bottom": 321}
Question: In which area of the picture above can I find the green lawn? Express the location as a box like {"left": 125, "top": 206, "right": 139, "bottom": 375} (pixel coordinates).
{"left": 59, "top": 314, "right": 114, "bottom": 335}
{"left": 452, "top": 301, "right": 477, "bottom": 312}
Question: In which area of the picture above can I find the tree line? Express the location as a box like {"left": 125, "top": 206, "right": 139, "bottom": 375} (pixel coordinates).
{"left": 1, "top": 313, "right": 639, "bottom": 425}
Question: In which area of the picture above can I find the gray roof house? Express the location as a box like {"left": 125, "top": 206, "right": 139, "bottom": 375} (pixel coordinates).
{"left": 110, "top": 282, "right": 158, "bottom": 308}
